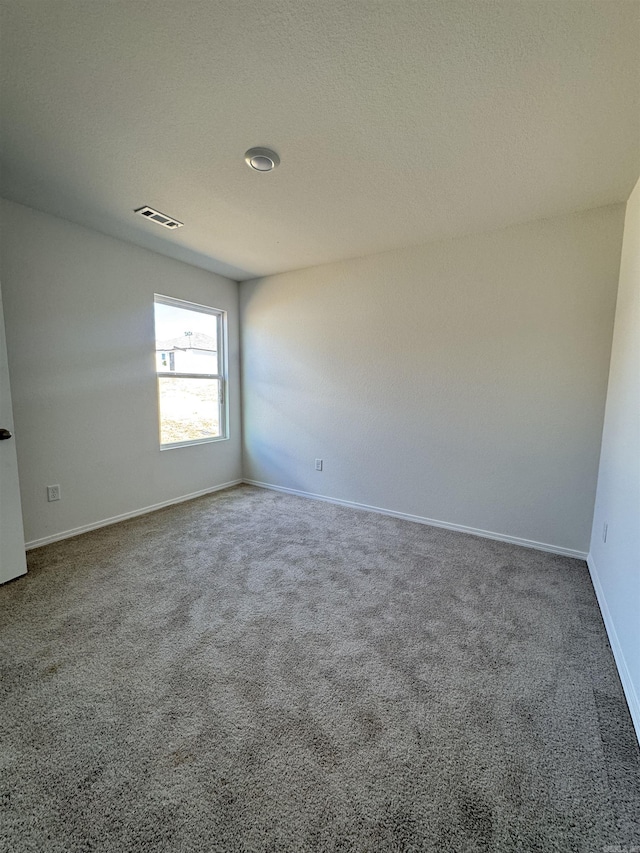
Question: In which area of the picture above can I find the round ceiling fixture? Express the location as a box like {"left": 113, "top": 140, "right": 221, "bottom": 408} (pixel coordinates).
{"left": 244, "top": 147, "right": 280, "bottom": 172}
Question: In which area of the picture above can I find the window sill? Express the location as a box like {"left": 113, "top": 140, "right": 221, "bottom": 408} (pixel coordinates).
{"left": 160, "top": 435, "right": 229, "bottom": 451}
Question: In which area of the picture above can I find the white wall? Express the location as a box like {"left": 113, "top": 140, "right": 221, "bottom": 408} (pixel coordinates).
{"left": 241, "top": 205, "right": 625, "bottom": 556}
{"left": 588, "top": 177, "right": 640, "bottom": 738}
{"left": 0, "top": 199, "right": 242, "bottom": 546}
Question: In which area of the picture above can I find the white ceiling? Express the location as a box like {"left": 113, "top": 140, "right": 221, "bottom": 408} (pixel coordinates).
{"left": 1, "top": 1, "right": 638, "bottom": 281}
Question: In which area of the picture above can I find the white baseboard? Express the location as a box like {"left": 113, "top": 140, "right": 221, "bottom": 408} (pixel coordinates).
{"left": 243, "top": 479, "right": 588, "bottom": 560}
{"left": 25, "top": 479, "right": 243, "bottom": 550}
{"left": 587, "top": 553, "right": 640, "bottom": 743}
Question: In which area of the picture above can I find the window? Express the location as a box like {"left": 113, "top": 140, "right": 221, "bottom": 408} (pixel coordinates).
{"left": 154, "top": 294, "right": 227, "bottom": 448}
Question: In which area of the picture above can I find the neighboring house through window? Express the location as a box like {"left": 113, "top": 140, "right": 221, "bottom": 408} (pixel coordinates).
{"left": 154, "top": 294, "right": 227, "bottom": 448}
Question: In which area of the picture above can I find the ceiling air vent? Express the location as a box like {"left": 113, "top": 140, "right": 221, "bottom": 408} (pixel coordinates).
{"left": 134, "top": 206, "right": 184, "bottom": 230}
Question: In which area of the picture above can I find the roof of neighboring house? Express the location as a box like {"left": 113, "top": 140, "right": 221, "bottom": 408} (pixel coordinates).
{"left": 156, "top": 333, "right": 217, "bottom": 352}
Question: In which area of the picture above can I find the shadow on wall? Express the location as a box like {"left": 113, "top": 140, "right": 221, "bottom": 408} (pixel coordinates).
{"left": 243, "top": 431, "right": 302, "bottom": 490}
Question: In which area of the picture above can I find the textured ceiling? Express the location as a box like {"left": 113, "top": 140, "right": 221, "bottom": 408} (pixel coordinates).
{"left": 1, "top": 1, "right": 638, "bottom": 281}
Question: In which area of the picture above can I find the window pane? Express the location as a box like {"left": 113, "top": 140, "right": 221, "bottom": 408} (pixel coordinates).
{"left": 158, "top": 377, "right": 220, "bottom": 445}
{"left": 154, "top": 301, "right": 218, "bottom": 375}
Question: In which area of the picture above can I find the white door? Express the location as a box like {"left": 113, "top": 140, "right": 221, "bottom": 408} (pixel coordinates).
{"left": 0, "top": 282, "right": 27, "bottom": 584}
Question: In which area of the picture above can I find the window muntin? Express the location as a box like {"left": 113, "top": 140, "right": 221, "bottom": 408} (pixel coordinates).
{"left": 154, "top": 295, "right": 227, "bottom": 448}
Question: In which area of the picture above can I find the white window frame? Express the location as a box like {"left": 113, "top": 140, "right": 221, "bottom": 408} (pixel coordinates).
{"left": 154, "top": 294, "right": 228, "bottom": 450}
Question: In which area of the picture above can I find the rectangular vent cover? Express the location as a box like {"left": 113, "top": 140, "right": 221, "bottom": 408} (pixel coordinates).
{"left": 134, "top": 206, "right": 184, "bottom": 229}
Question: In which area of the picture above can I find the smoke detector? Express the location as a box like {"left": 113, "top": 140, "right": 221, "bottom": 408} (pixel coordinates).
{"left": 134, "top": 206, "right": 184, "bottom": 229}
{"left": 244, "top": 147, "right": 280, "bottom": 172}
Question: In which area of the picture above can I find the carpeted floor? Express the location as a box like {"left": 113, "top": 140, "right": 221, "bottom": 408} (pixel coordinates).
{"left": 1, "top": 485, "right": 639, "bottom": 852}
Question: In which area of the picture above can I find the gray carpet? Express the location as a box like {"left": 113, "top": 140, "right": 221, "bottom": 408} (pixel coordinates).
{"left": 1, "top": 485, "right": 639, "bottom": 852}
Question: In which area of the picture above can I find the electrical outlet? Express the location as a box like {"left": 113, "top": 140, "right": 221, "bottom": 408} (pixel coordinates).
{"left": 602, "top": 522, "right": 608, "bottom": 543}
{"left": 47, "top": 485, "right": 61, "bottom": 502}
{"left": 315, "top": 458, "right": 323, "bottom": 471}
